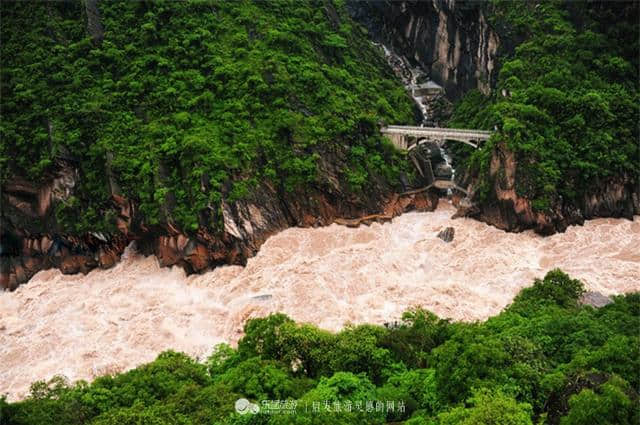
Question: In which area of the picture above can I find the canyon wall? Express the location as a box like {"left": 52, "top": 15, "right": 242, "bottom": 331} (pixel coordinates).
{"left": 3, "top": 1, "right": 637, "bottom": 286}
{"left": 349, "top": 0, "right": 500, "bottom": 99}
{"left": 0, "top": 153, "right": 438, "bottom": 290}
{"left": 350, "top": 1, "right": 639, "bottom": 234}
{"left": 456, "top": 143, "right": 640, "bottom": 235}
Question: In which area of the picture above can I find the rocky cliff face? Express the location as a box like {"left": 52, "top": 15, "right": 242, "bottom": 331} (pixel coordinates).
{"left": 350, "top": 1, "right": 639, "bottom": 234}
{"left": 1, "top": 154, "right": 438, "bottom": 290}
{"left": 348, "top": 0, "right": 499, "bottom": 99}
{"left": 455, "top": 143, "right": 640, "bottom": 235}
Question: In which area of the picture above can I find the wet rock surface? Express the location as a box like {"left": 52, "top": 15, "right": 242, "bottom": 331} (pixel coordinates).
{"left": 1, "top": 156, "right": 439, "bottom": 290}
{"left": 580, "top": 291, "right": 613, "bottom": 308}
{"left": 437, "top": 226, "right": 455, "bottom": 242}
{"left": 348, "top": 0, "right": 500, "bottom": 99}
{"left": 456, "top": 142, "right": 639, "bottom": 235}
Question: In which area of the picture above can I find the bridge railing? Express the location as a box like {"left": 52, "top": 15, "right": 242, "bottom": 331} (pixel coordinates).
{"left": 381, "top": 125, "right": 492, "bottom": 139}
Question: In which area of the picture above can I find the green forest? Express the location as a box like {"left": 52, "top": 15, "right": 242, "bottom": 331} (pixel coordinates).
{"left": 2, "top": 270, "right": 638, "bottom": 424}
{"left": 1, "top": 0, "right": 414, "bottom": 233}
{"left": 2, "top": 0, "right": 637, "bottom": 230}
{"left": 448, "top": 0, "right": 639, "bottom": 211}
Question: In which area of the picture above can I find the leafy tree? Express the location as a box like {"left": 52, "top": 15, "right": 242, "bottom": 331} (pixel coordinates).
{"left": 381, "top": 308, "right": 451, "bottom": 369}
{"left": 274, "top": 372, "right": 384, "bottom": 425}
{"left": 437, "top": 390, "right": 533, "bottom": 425}
{"left": 238, "top": 313, "right": 295, "bottom": 360}
{"left": 509, "top": 269, "right": 585, "bottom": 313}
{"left": 213, "top": 357, "right": 298, "bottom": 401}
{"left": 560, "top": 377, "right": 638, "bottom": 425}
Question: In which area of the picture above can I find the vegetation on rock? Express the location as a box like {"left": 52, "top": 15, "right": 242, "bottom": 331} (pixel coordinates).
{"left": 449, "top": 0, "right": 639, "bottom": 211}
{"left": 1, "top": 0, "right": 414, "bottom": 233}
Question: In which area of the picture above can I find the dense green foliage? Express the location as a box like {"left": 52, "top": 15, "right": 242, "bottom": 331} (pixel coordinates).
{"left": 1, "top": 0, "right": 414, "bottom": 232}
{"left": 3, "top": 270, "right": 638, "bottom": 424}
{"left": 449, "top": 0, "right": 639, "bottom": 210}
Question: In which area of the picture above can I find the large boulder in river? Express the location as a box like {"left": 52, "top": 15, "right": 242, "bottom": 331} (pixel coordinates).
{"left": 437, "top": 227, "right": 455, "bottom": 242}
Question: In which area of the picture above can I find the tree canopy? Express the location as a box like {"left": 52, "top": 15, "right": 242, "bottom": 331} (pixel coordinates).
{"left": 3, "top": 270, "right": 639, "bottom": 424}
{"left": 1, "top": 0, "right": 415, "bottom": 233}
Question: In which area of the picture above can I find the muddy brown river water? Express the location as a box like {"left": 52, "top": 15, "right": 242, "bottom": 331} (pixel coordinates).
{"left": 1, "top": 202, "right": 638, "bottom": 400}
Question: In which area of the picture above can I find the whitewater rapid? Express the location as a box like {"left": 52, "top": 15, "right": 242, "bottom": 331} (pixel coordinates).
{"left": 1, "top": 202, "right": 639, "bottom": 400}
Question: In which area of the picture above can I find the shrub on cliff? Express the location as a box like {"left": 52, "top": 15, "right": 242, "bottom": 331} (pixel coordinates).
{"left": 449, "top": 0, "right": 639, "bottom": 212}
{"left": 0, "top": 0, "right": 415, "bottom": 233}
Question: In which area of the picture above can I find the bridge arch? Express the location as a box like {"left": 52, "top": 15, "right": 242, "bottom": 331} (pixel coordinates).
{"left": 441, "top": 138, "right": 481, "bottom": 149}
{"left": 381, "top": 125, "right": 492, "bottom": 196}
{"left": 381, "top": 125, "right": 492, "bottom": 152}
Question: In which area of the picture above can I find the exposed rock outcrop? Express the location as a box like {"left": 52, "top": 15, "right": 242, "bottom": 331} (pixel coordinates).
{"left": 437, "top": 226, "right": 455, "bottom": 242}
{"left": 84, "top": 0, "right": 104, "bottom": 46}
{"left": 1, "top": 156, "right": 439, "bottom": 290}
{"left": 580, "top": 291, "right": 613, "bottom": 308}
{"left": 456, "top": 143, "right": 639, "bottom": 235}
{"left": 348, "top": 0, "right": 500, "bottom": 99}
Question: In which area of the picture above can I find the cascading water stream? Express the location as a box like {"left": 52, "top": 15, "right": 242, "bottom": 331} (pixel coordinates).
{"left": 376, "top": 42, "right": 430, "bottom": 125}
{"left": 375, "top": 43, "right": 456, "bottom": 192}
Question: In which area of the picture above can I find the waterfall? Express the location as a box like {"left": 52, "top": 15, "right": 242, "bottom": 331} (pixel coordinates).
{"left": 375, "top": 43, "right": 430, "bottom": 125}
{"left": 374, "top": 43, "right": 456, "bottom": 191}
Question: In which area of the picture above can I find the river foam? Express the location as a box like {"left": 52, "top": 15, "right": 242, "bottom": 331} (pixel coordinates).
{"left": 1, "top": 202, "right": 638, "bottom": 400}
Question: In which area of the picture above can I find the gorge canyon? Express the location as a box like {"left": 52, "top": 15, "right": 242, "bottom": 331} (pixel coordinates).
{"left": 1, "top": 2, "right": 638, "bottom": 422}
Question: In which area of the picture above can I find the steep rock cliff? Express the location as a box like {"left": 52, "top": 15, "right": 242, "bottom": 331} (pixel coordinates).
{"left": 348, "top": 0, "right": 499, "bottom": 99}
{"left": 1, "top": 0, "right": 430, "bottom": 288}
{"left": 1, "top": 154, "right": 438, "bottom": 290}
{"left": 446, "top": 0, "right": 639, "bottom": 234}
{"left": 456, "top": 143, "right": 640, "bottom": 235}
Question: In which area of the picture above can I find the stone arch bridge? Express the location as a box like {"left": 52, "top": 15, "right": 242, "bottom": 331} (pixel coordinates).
{"left": 381, "top": 125, "right": 492, "bottom": 150}
{"left": 381, "top": 125, "right": 492, "bottom": 194}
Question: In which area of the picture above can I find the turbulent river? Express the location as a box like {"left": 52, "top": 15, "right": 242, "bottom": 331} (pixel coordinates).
{"left": 1, "top": 202, "right": 639, "bottom": 400}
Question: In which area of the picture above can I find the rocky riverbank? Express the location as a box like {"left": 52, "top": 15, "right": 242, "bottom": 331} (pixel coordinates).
{"left": 2, "top": 202, "right": 638, "bottom": 402}
{"left": 455, "top": 142, "right": 640, "bottom": 235}
{"left": 1, "top": 156, "right": 438, "bottom": 290}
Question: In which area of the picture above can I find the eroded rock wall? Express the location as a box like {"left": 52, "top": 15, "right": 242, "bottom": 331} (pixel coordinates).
{"left": 349, "top": 0, "right": 499, "bottom": 99}
{"left": 0, "top": 156, "right": 438, "bottom": 290}
{"left": 456, "top": 143, "right": 640, "bottom": 235}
